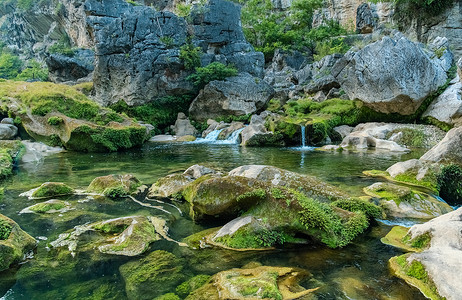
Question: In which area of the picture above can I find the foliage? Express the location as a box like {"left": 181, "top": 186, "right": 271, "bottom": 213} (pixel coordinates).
{"left": 0, "top": 219, "right": 12, "bottom": 240}
{"left": 154, "top": 294, "right": 180, "bottom": 300}
{"left": 385, "top": 128, "right": 427, "bottom": 148}
{"left": 313, "top": 37, "right": 349, "bottom": 61}
{"left": 187, "top": 62, "right": 238, "bottom": 89}
{"left": 109, "top": 95, "right": 193, "bottom": 134}
{"left": 103, "top": 186, "right": 128, "bottom": 199}
{"left": 0, "top": 149, "right": 13, "bottom": 178}
{"left": 179, "top": 43, "right": 202, "bottom": 70}
{"left": 159, "top": 36, "right": 174, "bottom": 48}
{"left": 437, "top": 164, "right": 462, "bottom": 206}
{"left": 48, "top": 42, "right": 75, "bottom": 57}
{"left": 175, "top": 3, "right": 192, "bottom": 17}
{"left": 16, "top": 60, "right": 48, "bottom": 81}
{"left": 236, "top": 188, "right": 266, "bottom": 202}
{"left": 0, "top": 53, "right": 22, "bottom": 79}
{"left": 332, "top": 198, "right": 383, "bottom": 219}
{"left": 47, "top": 116, "right": 64, "bottom": 126}
{"left": 175, "top": 275, "right": 211, "bottom": 298}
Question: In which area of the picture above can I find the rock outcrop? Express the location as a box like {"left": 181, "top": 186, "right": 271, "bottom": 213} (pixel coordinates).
{"left": 173, "top": 113, "right": 197, "bottom": 137}
{"left": 333, "top": 33, "right": 449, "bottom": 115}
{"left": 46, "top": 49, "right": 95, "bottom": 84}
{"left": 189, "top": 73, "right": 274, "bottom": 121}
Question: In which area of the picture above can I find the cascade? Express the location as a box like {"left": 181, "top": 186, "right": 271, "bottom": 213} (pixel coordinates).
{"left": 301, "top": 125, "right": 306, "bottom": 147}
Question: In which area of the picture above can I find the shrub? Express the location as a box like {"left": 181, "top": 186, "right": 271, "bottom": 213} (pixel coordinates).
{"left": 104, "top": 186, "right": 128, "bottom": 199}
{"left": 437, "top": 164, "right": 462, "bottom": 206}
{"left": 16, "top": 60, "right": 48, "bottom": 81}
{"left": 187, "top": 62, "right": 238, "bottom": 88}
{"left": 0, "top": 53, "right": 22, "bottom": 79}
{"left": 332, "top": 198, "right": 383, "bottom": 219}
{"left": 47, "top": 116, "right": 64, "bottom": 126}
{"left": 48, "top": 42, "right": 75, "bottom": 57}
{"left": 0, "top": 219, "right": 12, "bottom": 240}
{"left": 179, "top": 43, "right": 202, "bottom": 70}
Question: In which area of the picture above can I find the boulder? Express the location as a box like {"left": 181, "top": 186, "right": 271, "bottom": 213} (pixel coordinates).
{"left": 0, "top": 124, "right": 18, "bottom": 140}
{"left": 119, "top": 250, "right": 185, "bottom": 300}
{"left": 21, "top": 141, "right": 63, "bottom": 163}
{"left": 189, "top": 73, "right": 274, "bottom": 122}
{"left": 218, "top": 122, "right": 245, "bottom": 140}
{"left": 50, "top": 216, "right": 162, "bottom": 257}
{"left": 302, "top": 54, "right": 342, "bottom": 93}
{"left": 0, "top": 118, "right": 14, "bottom": 125}
{"left": 423, "top": 76, "right": 462, "bottom": 127}
{"left": 356, "top": 3, "right": 378, "bottom": 34}
{"left": 20, "top": 182, "right": 75, "bottom": 200}
{"left": 0, "top": 214, "right": 36, "bottom": 271}
{"left": 173, "top": 113, "right": 197, "bottom": 137}
{"left": 458, "top": 57, "right": 462, "bottom": 80}
{"left": 333, "top": 33, "right": 449, "bottom": 115}
{"left": 183, "top": 164, "right": 216, "bottom": 180}
{"left": 187, "top": 266, "right": 318, "bottom": 300}
{"left": 240, "top": 112, "right": 282, "bottom": 146}
{"left": 87, "top": 174, "right": 141, "bottom": 198}
{"left": 20, "top": 200, "right": 72, "bottom": 214}
{"left": 388, "top": 207, "right": 462, "bottom": 300}
{"left": 364, "top": 182, "right": 452, "bottom": 220}
{"left": 46, "top": 49, "right": 95, "bottom": 84}
{"left": 333, "top": 125, "right": 354, "bottom": 139}
{"left": 420, "top": 126, "right": 462, "bottom": 165}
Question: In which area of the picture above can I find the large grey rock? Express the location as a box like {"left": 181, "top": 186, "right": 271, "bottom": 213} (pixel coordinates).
{"left": 423, "top": 76, "right": 462, "bottom": 127}
{"left": 173, "top": 113, "right": 197, "bottom": 137}
{"left": 420, "top": 126, "right": 462, "bottom": 165}
{"left": 401, "top": 207, "right": 462, "bottom": 300}
{"left": 333, "top": 33, "right": 449, "bottom": 115}
{"left": 189, "top": 73, "right": 274, "bottom": 122}
{"left": 301, "top": 54, "right": 342, "bottom": 93}
{"left": 46, "top": 49, "right": 95, "bottom": 84}
{"left": 0, "top": 124, "right": 18, "bottom": 140}
{"left": 240, "top": 112, "right": 278, "bottom": 146}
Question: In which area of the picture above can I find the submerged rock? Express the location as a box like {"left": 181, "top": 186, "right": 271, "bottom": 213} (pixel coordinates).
{"left": 20, "top": 200, "right": 72, "bottom": 214}
{"left": 0, "top": 214, "right": 36, "bottom": 271}
{"left": 387, "top": 207, "right": 462, "bottom": 300}
{"left": 50, "top": 216, "right": 162, "bottom": 257}
{"left": 186, "top": 266, "right": 319, "bottom": 300}
{"left": 87, "top": 174, "right": 141, "bottom": 198}
{"left": 20, "top": 182, "right": 75, "bottom": 200}
{"left": 119, "top": 250, "right": 186, "bottom": 300}
{"left": 364, "top": 182, "right": 452, "bottom": 220}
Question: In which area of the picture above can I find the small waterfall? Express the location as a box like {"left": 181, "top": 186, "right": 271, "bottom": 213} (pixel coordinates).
{"left": 203, "top": 129, "right": 223, "bottom": 141}
{"left": 190, "top": 127, "right": 243, "bottom": 144}
{"left": 301, "top": 125, "right": 306, "bottom": 147}
{"left": 222, "top": 127, "right": 245, "bottom": 144}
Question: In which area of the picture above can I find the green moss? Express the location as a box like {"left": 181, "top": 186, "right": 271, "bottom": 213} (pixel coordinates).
{"left": 363, "top": 170, "right": 389, "bottom": 177}
{"left": 404, "top": 232, "right": 432, "bottom": 250}
{"left": 0, "top": 219, "right": 12, "bottom": 240}
{"left": 28, "top": 201, "right": 66, "bottom": 213}
{"left": 154, "top": 294, "right": 180, "bottom": 300}
{"left": 47, "top": 116, "right": 64, "bottom": 126}
{"left": 385, "top": 128, "right": 427, "bottom": 148}
{"left": 187, "top": 62, "right": 238, "bottom": 89}
{"left": 183, "top": 227, "right": 220, "bottom": 248}
{"left": 103, "top": 186, "right": 128, "bottom": 199}
{"left": 437, "top": 164, "right": 462, "bottom": 206}
{"left": 92, "top": 222, "right": 129, "bottom": 234}
{"left": 332, "top": 198, "right": 383, "bottom": 219}
{"left": 31, "top": 182, "right": 74, "bottom": 198}
{"left": 0, "top": 187, "right": 4, "bottom": 201}
{"left": 227, "top": 270, "right": 282, "bottom": 300}
{"left": 394, "top": 173, "right": 437, "bottom": 192}
{"left": 236, "top": 188, "right": 266, "bottom": 202}
{"left": 216, "top": 225, "right": 289, "bottom": 249}
{"left": 0, "top": 149, "right": 13, "bottom": 179}
{"left": 422, "top": 116, "right": 453, "bottom": 132}
{"left": 176, "top": 275, "right": 211, "bottom": 298}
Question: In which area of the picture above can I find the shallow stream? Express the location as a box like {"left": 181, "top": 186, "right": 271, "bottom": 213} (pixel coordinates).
{"left": 0, "top": 143, "right": 428, "bottom": 299}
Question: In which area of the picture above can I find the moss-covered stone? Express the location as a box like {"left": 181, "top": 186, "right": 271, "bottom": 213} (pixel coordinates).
{"left": 0, "top": 214, "right": 36, "bottom": 271}
{"left": 30, "top": 182, "right": 74, "bottom": 199}
{"left": 23, "top": 200, "right": 69, "bottom": 214}
{"left": 364, "top": 182, "right": 452, "bottom": 219}
{"left": 176, "top": 275, "right": 211, "bottom": 298}
{"left": 186, "top": 266, "right": 319, "bottom": 300}
{"left": 0, "top": 140, "right": 24, "bottom": 180}
{"left": 390, "top": 254, "right": 444, "bottom": 300}
{"left": 381, "top": 226, "right": 431, "bottom": 252}
{"left": 119, "top": 250, "right": 187, "bottom": 300}
{"left": 154, "top": 294, "right": 180, "bottom": 300}
{"left": 87, "top": 174, "right": 141, "bottom": 198}
{"left": 0, "top": 81, "right": 146, "bottom": 152}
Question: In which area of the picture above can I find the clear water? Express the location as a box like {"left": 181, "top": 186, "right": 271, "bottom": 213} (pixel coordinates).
{"left": 0, "top": 143, "right": 428, "bottom": 299}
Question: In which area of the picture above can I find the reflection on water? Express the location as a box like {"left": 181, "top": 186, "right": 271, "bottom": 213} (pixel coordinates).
{"left": 0, "top": 143, "right": 427, "bottom": 299}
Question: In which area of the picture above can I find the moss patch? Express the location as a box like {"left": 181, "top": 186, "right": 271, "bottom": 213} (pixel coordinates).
{"left": 0, "top": 140, "right": 24, "bottom": 180}
{"left": 87, "top": 174, "right": 141, "bottom": 198}
{"left": 176, "top": 275, "right": 211, "bottom": 298}
{"left": 31, "top": 182, "right": 74, "bottom": 199}
{"left": 390, "top": 254, "right": 443, "bottom": 300}
{"left": 28, "top": 200, "right": 67, "bottom": 213}
{"left": 0, "top": 219, "right": 12, "bottom": 240}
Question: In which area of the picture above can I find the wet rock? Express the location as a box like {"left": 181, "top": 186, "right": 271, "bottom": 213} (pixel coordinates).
{"left": 183, "top": 164, "right": 216, "bottom": 180}
{"left": 119, "top": 250, "right": 186, "bottom": 300}
{"left": 0, "top": 214, "right": 36, "bottom": 271}
{"left": 20, "top": 182, "right": 75, "bottom": 200}
{"left": 186, "top": 266, "right": 319, "bottom": 300}
{"left": 0, "top": 118, "right": 14, "bottom": 125}
{"left": 87, "top": 174, "right": 141, "bottom": 198}
{"left": 50, "top": 216, "right": 162, "bottom": 257}
{"left": 388, "top": 207, "right": 462, "bottom": 300}
{"left": 423, "top": 76, "right": 462, "bottom": 127}
{"left": 0, "top": 124, "right": 18, "bottom": 140}
{"left": 173, "top": 113, "right": 197, "bottom": 137}
{"left": 333, "top": 33, "right": 449, "bottom": 115}
{"left": 189, "top": 73, "right": 274, "bottom": 122}
{"left": 240, "top": 112, "right": 282, "bottom": 146}
{"left": 21, "top": 141, "right": 63, "bottom": 163}
{"left": 364, "top": 182, "right": 452, "bottom": 220}
{"left": 20, "top": 200, "right": 72, "bottom": 214}
{"left": 218, "top": 122, "right": 245, "bottom": 140}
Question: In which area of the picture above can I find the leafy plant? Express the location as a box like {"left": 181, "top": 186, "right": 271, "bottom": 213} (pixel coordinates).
{"left": 187, "top": 62, "right": 238, "bottom": 89}
{"left": 48, "top": 42, "right": 75, "bottom": 57}
{"left": 179, "top": 43, "right": 202, "bottom": 70}
{"left": 0, "top": 53, "right": 22, "bottom": 79}
{"left": 437, "top": 164, "right": 462, "bottom": 206}
{"left": 0, "top": 219, "right": 12, "bottom": 240}
{"left": 16, "top": 60, "right": 48, "bottom": 81}
{"left": 104, "top": 186, "right": 128, "bottom": 199}
{"left": 47, "top": 116, "right": 64, "bottom": 126}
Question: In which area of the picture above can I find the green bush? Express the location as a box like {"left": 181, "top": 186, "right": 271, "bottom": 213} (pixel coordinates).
{"left": 179, "top": 43, "right": 202, "bottom": 70}
{"left": 48, "top": 42, "right": 75, "bottom": 57}
{"left": 187, "top": 62, "right": 238, "bottom": 88}
{"left": 0, "top": 53, "right": 22, "bottom": 79}
{"left": 103, "top": 186, "right": 128, "bottom": 199}
{"left": 0, "top": 219, "right": 12, "bottom": 240}
{"left": 437, "top": 164, "right": 462, "bottom": 206}
{"left": 16, "top": 60, "right": 48, "bottom": 81}
{"left": 332, "top": 198, "right": 383, "bottom": 219}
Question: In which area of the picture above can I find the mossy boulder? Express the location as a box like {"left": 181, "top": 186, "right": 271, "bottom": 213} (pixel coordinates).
{"left": 176, "top": 275, "right": 211, "bottom": 298}
{"left": 119, "top": 250, "right": 186, "bottom": 300}
{"left": 0, "top": 81, "right": 147, "bottom": 152}
{"left": 381, "top": 226, "right": 430, "bottom": 252}
{"left": 186, "top": 266, "right": 319, "bottom": 300}
{"left": 148, "top": 174, "right": 194, "bottom": 199}
{"left": 364, "top": 182, "right": 452, "bottom": 219}
{"left": 27, "top": 182, "right": 75, "bottom": 199}
{"left": 87, "top": 174, "right": 141, "bottom": 198}
{"left": 50, "top": 216, "right": 161, "bottom": 256}
{"left": 0, "top": 214, "right": 36, "bottom": 271}
{"left": 20, "top": 200, "right": 71, "bottom": 214}
{"left": 0, "top": 140, "right": 24, "bottom": 180}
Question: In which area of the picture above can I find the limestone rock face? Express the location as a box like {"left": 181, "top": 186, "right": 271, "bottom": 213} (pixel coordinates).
{"left": 0, "top": 214, "right": 37, "bottom": 271}
{"left": 356, "top": 3, "right": 378, "bottom": 34}
{"left": 420, "top": 126, "right": 462, "bottom": 165}
{"left": 333, "top": 33, "right": 449, "bottom": 115}
{"left": 46, "top": 49, "right": 95, "bottom": 84}
{"left": 173, "top": 113, "right": 197, "bottom": 137}
{"left": 423, "top": 76, "right": 462, "bottom": 127}
{"left": 189, "top": 73, "right": 274, "bottom": 122}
